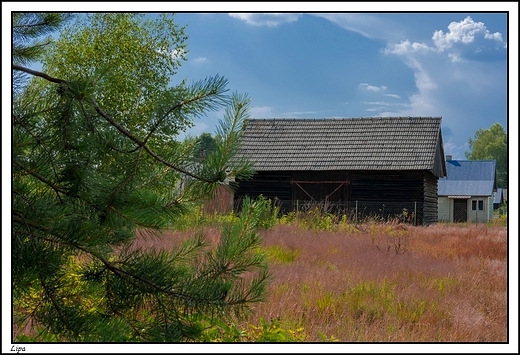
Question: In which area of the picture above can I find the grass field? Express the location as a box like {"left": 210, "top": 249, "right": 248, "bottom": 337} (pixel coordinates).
{"left": 138, "top": 219, "right": 508, "bottom": 343}
{"left": 14, "top": 209, "right": 509, "bottom": 345}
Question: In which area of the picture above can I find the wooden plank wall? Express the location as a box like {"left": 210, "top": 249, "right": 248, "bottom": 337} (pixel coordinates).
{"left": 234, "top": 171, "right": 292, "bottom": 210}
{"left": 235, "top": 170, "right": 440, "bottom": 225}
{"left": 422, "top": 172, "right": 439, "bottom": 225}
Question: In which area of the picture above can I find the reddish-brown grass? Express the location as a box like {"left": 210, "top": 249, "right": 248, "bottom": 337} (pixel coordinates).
{"left": 131, "top": 222, "right": 508, "bottom": 342}
{"left": 16, "top": 221, "right": 507, "bottom": 343}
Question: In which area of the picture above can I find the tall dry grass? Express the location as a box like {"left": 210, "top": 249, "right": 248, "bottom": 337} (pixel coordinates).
{"left": 239, "top": 222, "right": 508, "bottom": 342}
{"left": 133, "top": 221, "right": 508, "bottom": 342}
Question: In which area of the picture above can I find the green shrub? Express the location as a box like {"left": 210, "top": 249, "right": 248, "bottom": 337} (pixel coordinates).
{"left": 245, "top": 317, "right": 307, "bottom": 342}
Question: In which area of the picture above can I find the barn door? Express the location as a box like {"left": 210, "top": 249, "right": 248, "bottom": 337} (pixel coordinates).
{"left": 453, "top": 199, "right": 467, "bottom": 222}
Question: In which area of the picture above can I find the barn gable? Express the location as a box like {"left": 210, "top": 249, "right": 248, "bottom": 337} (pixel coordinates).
{"left": 234, "top": 117, "right": 446, "bottom": 225}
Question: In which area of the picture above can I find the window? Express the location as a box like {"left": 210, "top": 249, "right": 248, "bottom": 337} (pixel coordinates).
{"left": 472, "top": 200, "right": 484, "bottom": 211}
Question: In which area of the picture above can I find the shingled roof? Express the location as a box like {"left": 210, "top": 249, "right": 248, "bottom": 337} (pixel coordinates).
{"left": 236, "top": 117, "right": 446, "bottom": 177}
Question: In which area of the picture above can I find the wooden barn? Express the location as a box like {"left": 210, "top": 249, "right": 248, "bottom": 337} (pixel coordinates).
{"left": 233, "top": 117, "right": 447, "bottom": 225}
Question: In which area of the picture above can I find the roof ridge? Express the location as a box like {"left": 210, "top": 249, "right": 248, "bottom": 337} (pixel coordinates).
{"left": 246, "top": 117, "right": 442, "bottom": 120}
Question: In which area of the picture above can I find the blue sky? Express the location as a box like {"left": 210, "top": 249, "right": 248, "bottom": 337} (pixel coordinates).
{"left": 169, "top": 11, "right": 511, "bottom": 160}
{"left": 3, "top": 4, "right": 515, "bottom": 161}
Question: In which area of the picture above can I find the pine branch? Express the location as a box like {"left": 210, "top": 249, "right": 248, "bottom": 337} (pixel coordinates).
{"left": 14, "top": 160, "right": 65, "bottom": 202}
{"left": 104, "top": 149, "right": 144, "bottom": 213}
{"left": 142, "top": 75, "right": 228, "bottom": 145}
{"left": 12, "top": 64, "right": 66, "bottom": 84}
{"left": 13, "top": 65, "right": 217, "bottom": 183}
{"left": 90, "top": 97, "right": 215, "bottom": 183}
{"left": 13, "top": 213, "right": 224, "bottom": 308}
{"left": 39, "top": 276, "right": 78, "bottom": 337}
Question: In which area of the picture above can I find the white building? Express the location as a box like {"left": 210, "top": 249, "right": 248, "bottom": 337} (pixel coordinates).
{"left": 438, "top": 157, "right": 497, "bottom": 223}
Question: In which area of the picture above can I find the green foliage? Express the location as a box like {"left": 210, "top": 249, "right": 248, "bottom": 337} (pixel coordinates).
{"left": 12, "top": 13, "right": 267, "bottom": 342}
{"left": 193, "top": 133, "right": 218, "bottom": 161}
{"left": 342, "top": 279, "right": 436, "bottom": 325}
{"left": 245, "top": 318, "right": 307, "bottom": 342}
{"left": 261, "top": 245, "right": 300, "bottom": 264}
{"left": 248, "top": 195, "right": 280, "bottom": 229}
{"left": 465, "top": 122, "right": 508, "bottom": 187}
{"left": 434, "top": 276, "right": 456, "bottom": 296}
{"left": 40, "top": 13, "right": 191, "bottom": 139}
{"left": 13, "top": 197, "right": 270, "bottom": 342}
{"left": 279, "top": 208, "right": 360, "bottom": 232}
{"left": 306, "top": 209, "right": 335, "bottom": 231}
{"left": 318, "top": 332, "right": 340, "bottom": 342}
{"left": 489, "top": 211, "right": 507, "bottom": 227}
{"left": 195, "top": 316, "right": 307, "bottom": 342}
{"left": 181, "top": 92, "right": 255, "bottom": 202}
{"left": 12, "top": 13, "right": 72, "bottom": 66}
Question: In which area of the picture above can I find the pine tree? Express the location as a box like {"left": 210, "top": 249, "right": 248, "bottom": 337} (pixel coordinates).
{"left": 12, "top": 13, "right": 268, "bottom": 342}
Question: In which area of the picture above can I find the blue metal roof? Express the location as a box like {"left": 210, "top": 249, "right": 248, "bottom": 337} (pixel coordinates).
{"left": 438, "top": 180, "right": 495, "bottom": 196}
{"left": 494, "top": 188, "right": 503, "bottom": 204}
{"left": 438, "top": 160, "right": 497, "bottom": 196}
{"left": 443, "top": 160, "right": 496, "bottom": 181}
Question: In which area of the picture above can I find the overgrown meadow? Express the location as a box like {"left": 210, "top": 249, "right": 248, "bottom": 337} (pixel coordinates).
{"left": 132, "top": 202, "right": 508, "bottom": 343}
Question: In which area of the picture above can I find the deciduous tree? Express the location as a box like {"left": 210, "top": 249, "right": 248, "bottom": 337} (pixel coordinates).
{"left": 465, "top": 122, "right": 508, "bottom": 188}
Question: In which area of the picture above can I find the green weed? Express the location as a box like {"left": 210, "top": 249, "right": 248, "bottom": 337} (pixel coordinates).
{"left": 261, "top": 245, "right": 299, "bottom": 264}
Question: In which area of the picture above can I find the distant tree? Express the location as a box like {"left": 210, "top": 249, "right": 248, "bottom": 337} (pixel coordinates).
{"left": 12, "top": 13, "right": 266, "bottom": 342}
{"left": 465, "top": 123, "right": 507, "bottom": 188}
{"left": 194, "top": 132, "right": 218, "bottom": 160}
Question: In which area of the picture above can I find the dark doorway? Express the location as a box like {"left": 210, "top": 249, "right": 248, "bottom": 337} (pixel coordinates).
{"left": 453, "top": 199, "right": 467, "bottom": 222}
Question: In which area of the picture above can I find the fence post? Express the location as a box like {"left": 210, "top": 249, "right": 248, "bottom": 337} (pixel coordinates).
{"left": 414, "top": 201, "right": 417, "bottom": 225}
{"left": 296, "top": 200, "right": 299, "bottom": 227}
{"left": 355, "top": 200, "right": 358, "bottom": 223}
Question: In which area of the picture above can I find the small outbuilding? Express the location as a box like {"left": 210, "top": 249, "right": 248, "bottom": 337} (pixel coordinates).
{"left": 234, "top": 117, "right": 447, "bottom": 225}
{"left": 437, "top": 158, "right": 497, "bottom": 223}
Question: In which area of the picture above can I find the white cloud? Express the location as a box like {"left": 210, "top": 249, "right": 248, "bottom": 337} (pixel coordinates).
{"left": 228, "top": 13, "right": 301, "bottom": 27}
{"left": 406, "top": 57, "right": 438, "bottom": 91}
{"left": 315, "top": 13, "right": 508, "bottom": 156}
{"left": 362, "top": 101, "right": 408, "bottom": 107}
{"left": 312, "top": 13, "right": 406, "bottom": 42}
{"left": 383, "top": 16, "right": 506, "bottom": 57}
{"left": 284, "top": 109, "right": 334, "bottom": 117}
{"left": 361, "top": 100, "right": 409, "bottom": 115}
{"left": 442, "top": 141, "right": 470, "bottom": 160}
{"left": 249, "top": 106, "right": 274, "bottom": 117}
{"left": 432, "top": 16, "right": 504, "bottom": 52}
{"left": 358, "top": 83, "right": 387, "bottom": 92}
{"left": 447, "top": 53, "right": 464, "bottom": 63}
{"left": 365, "top": 107, "right": 384, "bottom": 112}
{"left": 484, "top": 31, "right": 503, "bottom": 41}
{"left": 384, "top": 40, "right": 432, "bottom": 55}
{"left": 193, "top": 56, "right": 208, "bottom": 64}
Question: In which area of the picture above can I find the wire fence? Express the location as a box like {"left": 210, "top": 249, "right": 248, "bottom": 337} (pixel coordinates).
{"left": 233, "top": 198, "right": 422, "bottom": 225}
